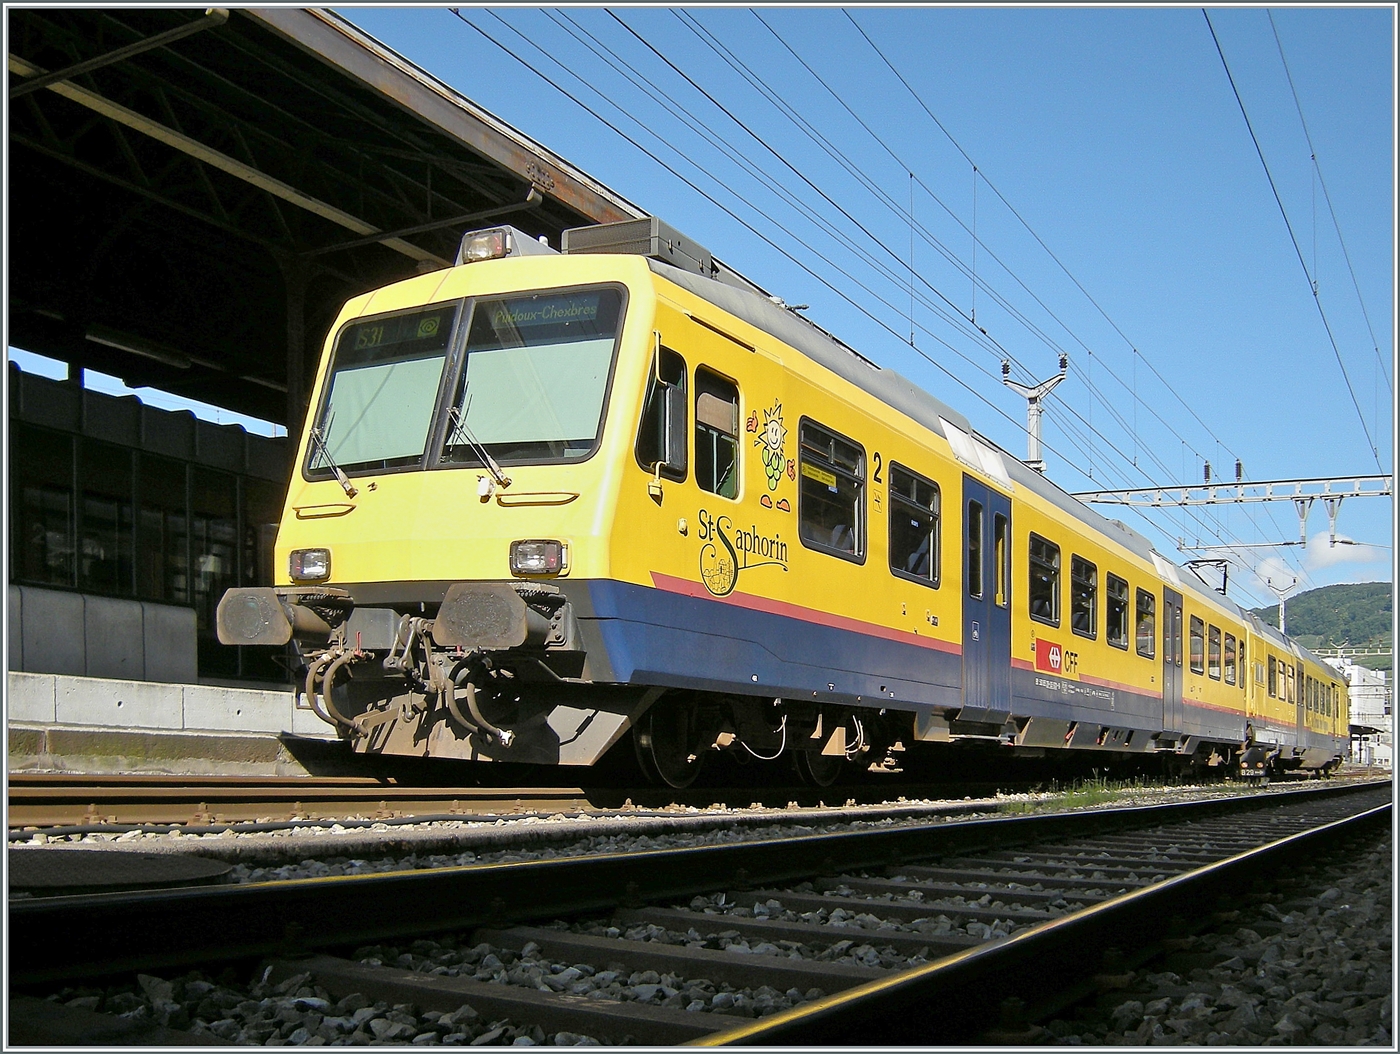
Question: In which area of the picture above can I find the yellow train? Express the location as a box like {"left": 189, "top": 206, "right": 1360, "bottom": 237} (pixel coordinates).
{"left": 217, "top": 218, "right": 1347, "bottom": 786}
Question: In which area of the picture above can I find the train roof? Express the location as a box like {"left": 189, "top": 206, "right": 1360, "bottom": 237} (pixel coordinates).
{"left": 649, "top": 258, "right": 1245, "bottom": 620}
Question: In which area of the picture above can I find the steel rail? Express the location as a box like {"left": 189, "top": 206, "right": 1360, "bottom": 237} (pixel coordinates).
{"left": 7, "top": 775, "right": 593, "bottom": 828}
{"left": 7, "top": 780, "right": 1382, "bottom": 987}
{"left": 694, "top": 798, "right": 1392, "bottom": 1046}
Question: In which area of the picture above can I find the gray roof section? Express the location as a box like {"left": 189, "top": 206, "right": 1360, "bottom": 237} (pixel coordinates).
{"left": 650, "top": 259, "right": 1240, "bottom": 617}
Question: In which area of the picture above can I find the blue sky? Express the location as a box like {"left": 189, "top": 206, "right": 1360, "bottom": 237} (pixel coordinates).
{"left": 348, "top": 5, "right": 1394, "bottom": 608}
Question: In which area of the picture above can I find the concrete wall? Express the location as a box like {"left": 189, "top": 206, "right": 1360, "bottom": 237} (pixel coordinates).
{"left": 8, "top": 585, "right": 197, "bottom": 683}
{"left": 8, "top": 670, "right": 334, "bottom": 739}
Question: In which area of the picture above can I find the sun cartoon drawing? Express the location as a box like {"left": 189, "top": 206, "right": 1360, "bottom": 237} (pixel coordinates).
{"left": 754, "top": 399, "right": 788, "bottom": 492}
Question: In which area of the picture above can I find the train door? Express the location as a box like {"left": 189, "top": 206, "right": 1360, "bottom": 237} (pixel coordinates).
{"left": 1162, "top": 588, "right": 1183, "bottom": 734}
{"left": 960, "top": 476, "right": 1011, "bottom": 723}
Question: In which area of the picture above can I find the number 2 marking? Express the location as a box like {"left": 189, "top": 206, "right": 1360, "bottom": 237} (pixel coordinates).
{"left": 872, "top": 451, "right": 883, "bottom": 484}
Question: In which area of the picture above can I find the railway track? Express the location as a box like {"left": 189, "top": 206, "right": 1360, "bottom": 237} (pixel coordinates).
{"left": 9, "top": 779, "right": 1388, "bottom": 1045}
{"left": 6, "top": 768, "right": 1352, "bottom": 831}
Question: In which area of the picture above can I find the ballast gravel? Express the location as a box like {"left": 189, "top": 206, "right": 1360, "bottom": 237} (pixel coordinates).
{"left": 1041, "top": 829, "right": 1392, "bottom": 1045}
{"left": 352, "top": 934, "right": 825, "bottom": 1019}
{"left": 42, "top": 966, "right": 615, "bottom": 1045}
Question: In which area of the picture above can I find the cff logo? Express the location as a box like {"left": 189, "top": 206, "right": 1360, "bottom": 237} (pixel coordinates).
{"left": 1035, "top": 638, "right": 1063, "bottom": 674}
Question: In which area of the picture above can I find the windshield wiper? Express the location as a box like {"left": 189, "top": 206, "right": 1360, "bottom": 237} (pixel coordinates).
{"left": 447, "top": 397, "right": 511, "bottom": 488}
{"left": 309, "top": 425, "right": 358, "bottom": 497}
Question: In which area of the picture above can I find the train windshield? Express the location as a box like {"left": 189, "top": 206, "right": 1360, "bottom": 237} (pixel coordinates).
{"left": 309, "top": 304, "right": 459, "bottom": 475}
{"left": 441, "top": 287, "right": 623, "bottom": 466}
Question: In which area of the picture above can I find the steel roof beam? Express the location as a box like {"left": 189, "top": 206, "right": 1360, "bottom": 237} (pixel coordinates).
{"left": 240, "top": 8, "right": 642, "bottom": 227}
{"left": 9, "top": 51, "right": 450, "bottom": 266}
{"left": 9, "top": 8, "right": 228, "bottom": 100}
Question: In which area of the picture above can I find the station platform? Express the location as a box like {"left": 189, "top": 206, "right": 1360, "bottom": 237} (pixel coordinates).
{"left": 7, "top": 671, "right": 339, "bottom": 777}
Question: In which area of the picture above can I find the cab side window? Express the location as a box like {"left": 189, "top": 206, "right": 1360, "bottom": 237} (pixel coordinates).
{"left": 694, "top": 369, "right": 739, "bottom": 498}
{"left": 798, "top": 419, "right": 865, "bottom": 561}
{"left": 635, "top": 346, "right": 687, "bottom": 481}
{"left": 889, "top": 463, "right": 939, "bottom": 587}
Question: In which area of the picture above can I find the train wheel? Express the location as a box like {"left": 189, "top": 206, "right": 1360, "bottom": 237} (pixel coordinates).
{"left": 634, "top": 703, "right": 705, "bottom": 789}
{"left": 794, "top": 750, "right": 843, "bottom": 788}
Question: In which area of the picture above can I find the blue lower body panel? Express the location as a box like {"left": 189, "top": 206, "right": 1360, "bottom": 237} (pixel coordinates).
{"left": 583, "top": 579, "right": 963, "bottom": 709}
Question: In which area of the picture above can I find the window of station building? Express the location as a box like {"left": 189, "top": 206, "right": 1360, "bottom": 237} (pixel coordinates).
{"left": 1135, "top": 588, "right": 1156, "bottom": 658}
{"left": 1105, "top": 574, "right": 1129, "bottom": 649}
{"left": 798, "top": 419, "right": 864, "bottom": 561}
{"left": 242, "top": 479, "right": 283, "bottom": 590}
{"left": 10, "top": 422, "right": 76, "bottom": 588}
{"left": 1224, "top": 633, "right": 1237, "bottom": 686}
{"left": 137, "top": 454, "right": 189, "bottom": 604}
{"left": 79, "top": 439, "right": 135, "bottom": 596}
{"left": 888, "top": 463, "right": 939, "bottom": 587}
{"left": 1070, "top": 556, "right": 1097, "bottom": 640}
{"left": 191, "top": 468, "right": 239, "bottom": 676}
{"left": 1207, "top": 625, "right": 1222, "bottom": 680}
{"left": 1268, "top": 655, "right": 1278, "bottom": 697}
{"left": 635, "top": 346, "right": 687, "bottom": 483}
{"left": 1029, "top": 534, "right": 1060, "bottom": 626}
{"left": 695, "top": 368, "right": 739, "bottom": 498}
{"left": 1189, "top": 616, "right": 1205, "bottom": 674}
{"left": 993, "top": 513, "right": 1009, "bottom": 608}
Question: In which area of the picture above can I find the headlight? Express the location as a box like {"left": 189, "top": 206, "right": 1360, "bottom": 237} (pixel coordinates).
{"left": 289, "top": 548, "right": 330, "bottom": 581}
{"left": 458, "top": 228, "right": 509, "bottom": 264}
{"left": 510, "top": 539, "right": 564, "bottom": 576}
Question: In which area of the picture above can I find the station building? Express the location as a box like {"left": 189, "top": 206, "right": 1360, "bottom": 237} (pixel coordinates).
{"left": 1327, "top": 658, "right": 1393, "bottom": 769}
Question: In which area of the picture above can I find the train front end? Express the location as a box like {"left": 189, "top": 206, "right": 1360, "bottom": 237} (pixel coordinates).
{"left": 216, "top": 230, "right": 657, "bottom": 765}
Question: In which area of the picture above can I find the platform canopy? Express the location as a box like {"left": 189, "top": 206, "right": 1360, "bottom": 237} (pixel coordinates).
{"left": 8, "top": 7, "right": 644, "bottom": 429}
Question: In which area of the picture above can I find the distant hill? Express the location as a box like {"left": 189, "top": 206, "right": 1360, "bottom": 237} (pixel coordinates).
{"left": 1250, "top": 582, "right": 1392, "bottom": 671}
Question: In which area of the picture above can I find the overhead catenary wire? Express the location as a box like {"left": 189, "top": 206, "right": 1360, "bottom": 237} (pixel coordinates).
{"left": 843, "top": 11, "right": 1262, "bottom": 472}
{"left": 1202, "top": 9, "right": 1385, "bottom": 474}
{"left": 1267, "top": 9, "right": 1391, "bottom": 397}
{"left": 757, "top": 12, "right": 1250, "bottom": 481}
{"left": 830, "top": 9, "right": 1316, "bottom": 575}
{"left": 740, "top": 10, "right": 1303, "bottom": 570}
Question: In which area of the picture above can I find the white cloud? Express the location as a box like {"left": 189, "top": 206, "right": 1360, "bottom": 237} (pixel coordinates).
{"left": 1301, "top": 533, "right": 1389, "bottom": 571}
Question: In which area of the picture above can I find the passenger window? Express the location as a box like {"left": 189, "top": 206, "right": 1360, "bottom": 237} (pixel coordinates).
{"left": 797, "top": 419, "right": 864, "bottom": 560}
{"left": 1105, "top": 574, "right": 1128, "bottom": 649}
{"left": 1224, "top": 633, "right": 1237, "bottom": 685}
{"left": 1070, "top": 556, "right": 1097, "bottom": 639}
{"left": 1268, "top": 655, "right": 1277, "bottom": 697}
{"left": 993, "top": 513, "right": 1009, "bottom": 608}
{"left": 1208, "top": 625, "right": 1221, "bottom": 680}
{"left": 635, "top": 346, "right": 687, "bottom": 482}
{"left": 888, "top": 463, "right": 938, "bottom": 587}
{"left": 966, "top": 501, "right": 984, "bottom": 598}
{"left": 694, "top": 368, "right": 738, "bottom": 498}
{"left": 1189, "top": 616, "right": 1205, "bottom": 674}
{"left": 1135, "top": 588, "right": 1155, "bottom": 658}
{"left": 1287, "top": 665, "right": 1296, "bottom": 704}
{"left": 1028, "top": 534, "right": 1060, "bottom": 626}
